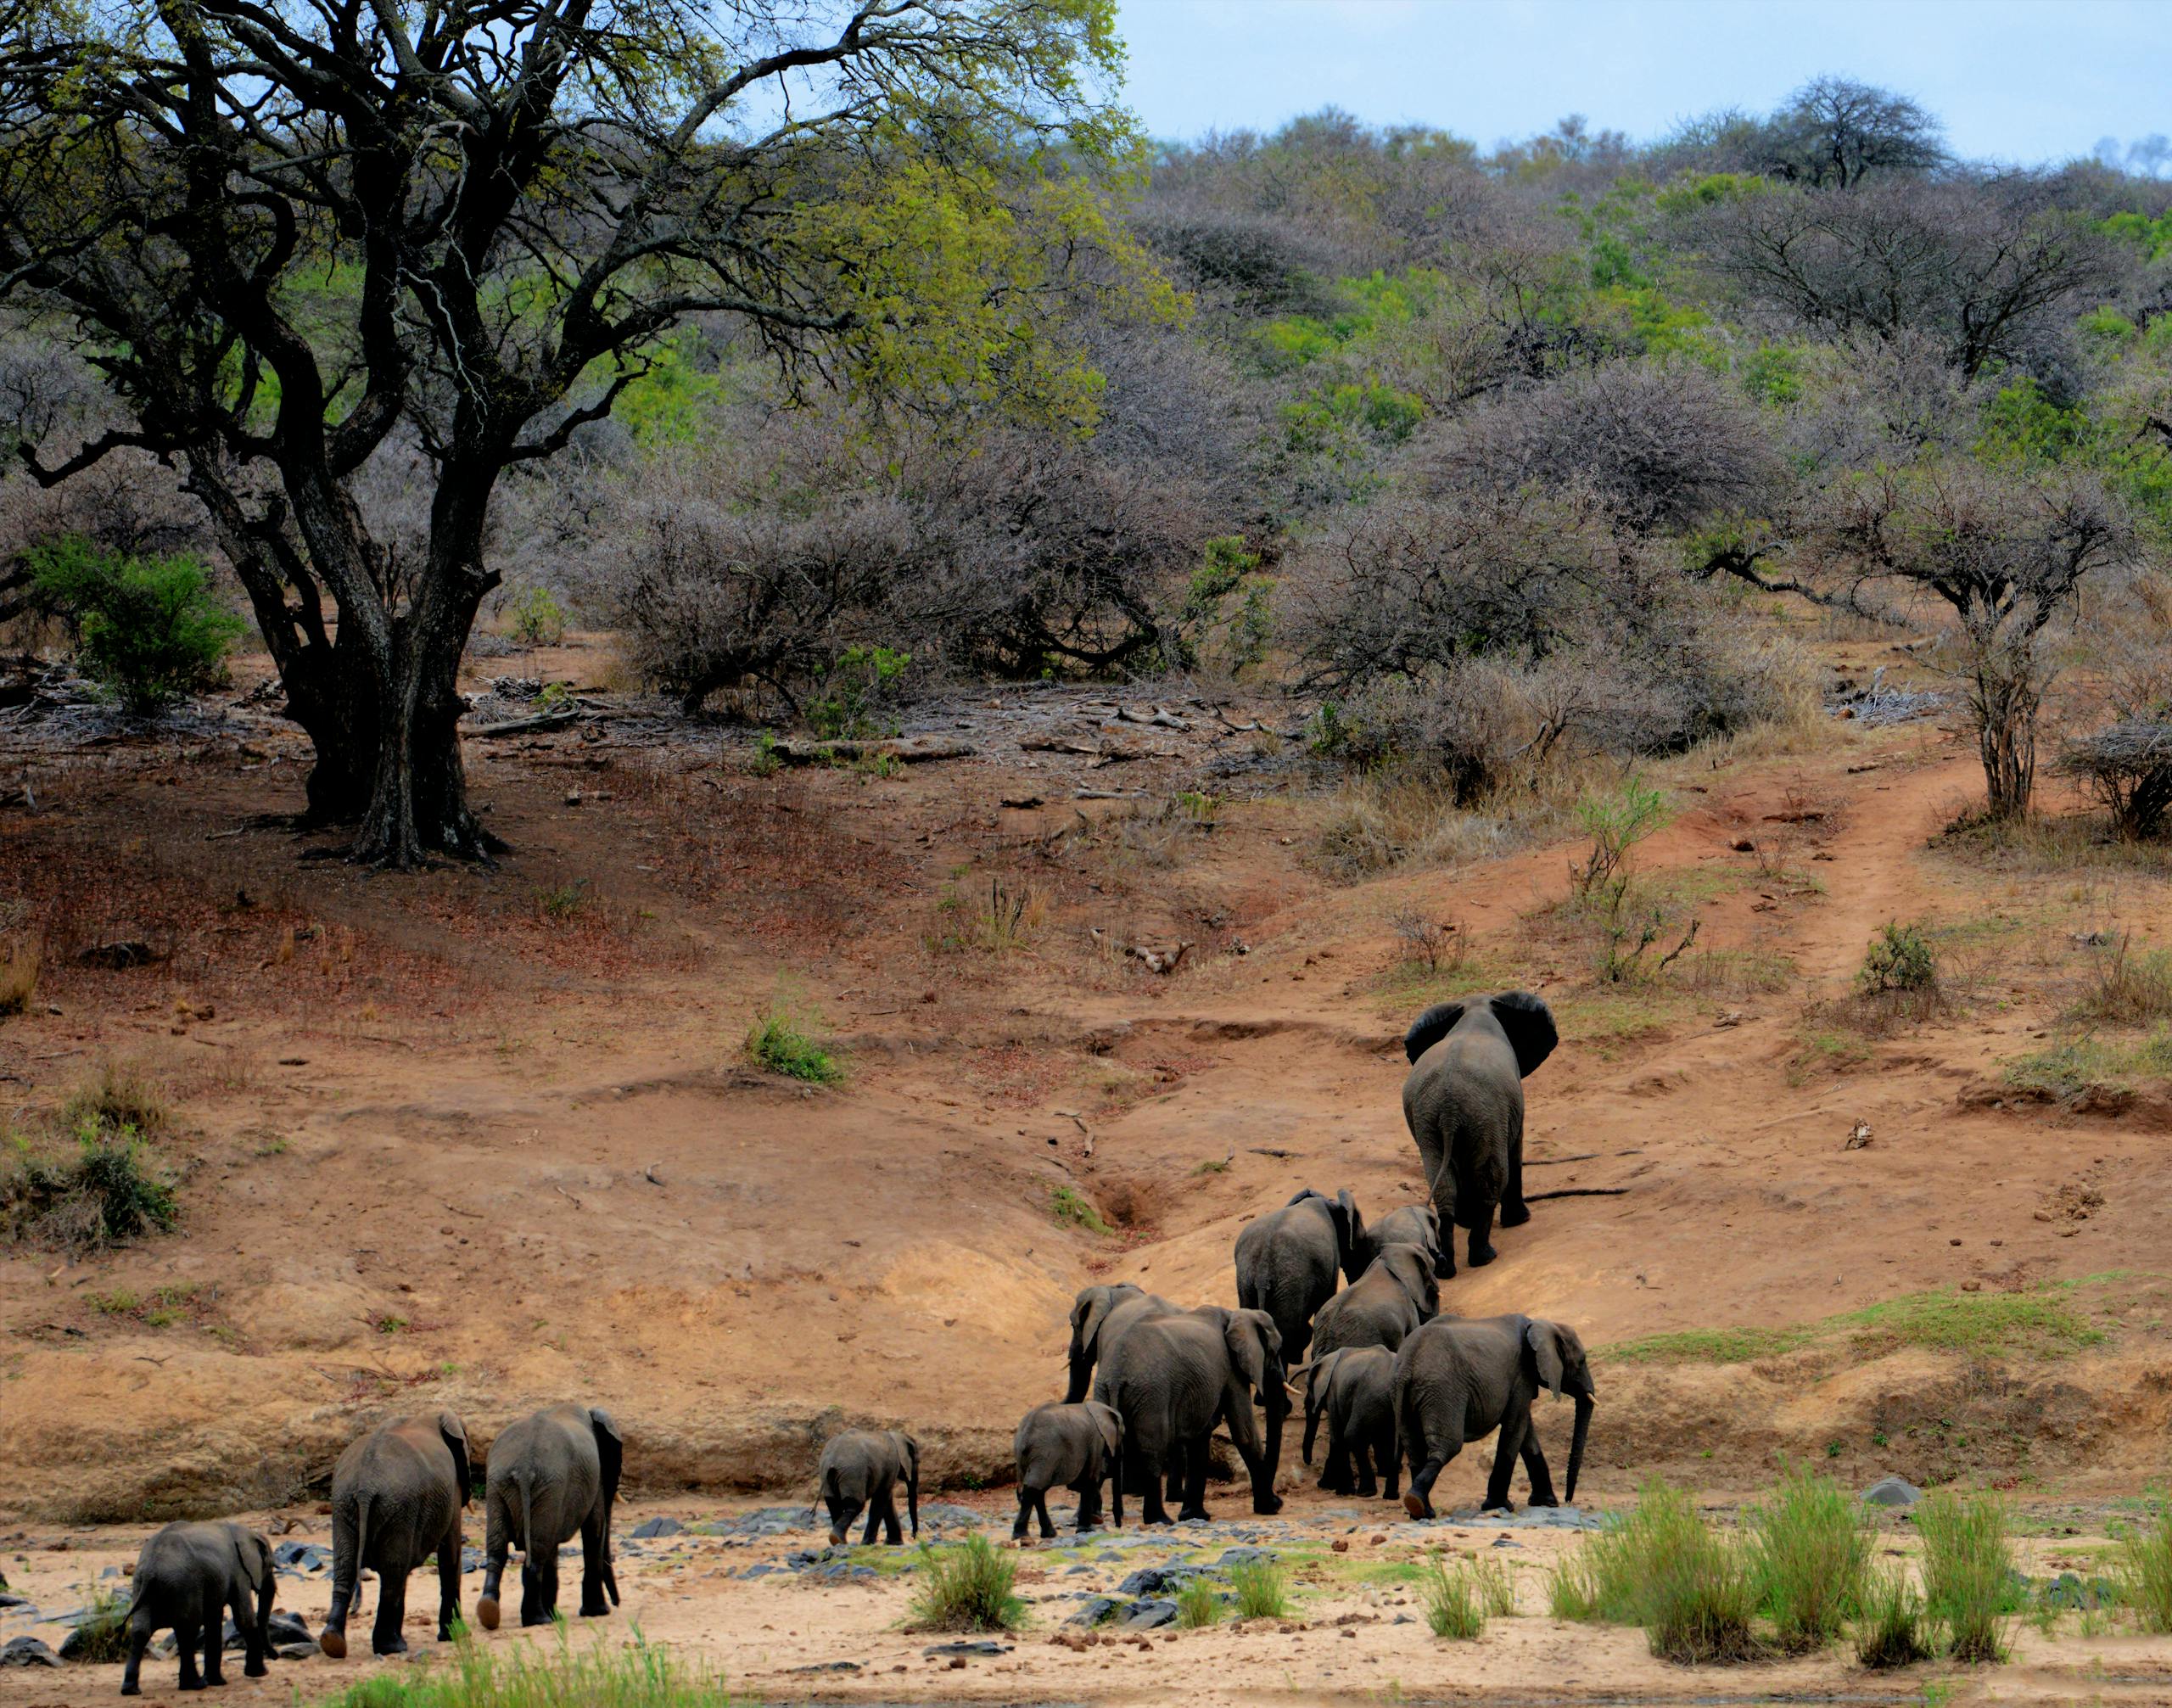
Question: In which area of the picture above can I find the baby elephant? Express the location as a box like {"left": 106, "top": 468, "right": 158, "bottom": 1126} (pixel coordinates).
{"left": 477, "top": 1403, "right": 623, "bottom": 1631}
{"left": 121, "top": 1520, "right": 275, "bottom": 1696}
{"left": 817, "top": 1428, "right": 919, "bottom": 1545}
{"left": 1297, "top": 1347, "right": 1399, "bottom": 1500}
{"left": 1012, "top": 1401, "right": 1123, "bottom": 1542}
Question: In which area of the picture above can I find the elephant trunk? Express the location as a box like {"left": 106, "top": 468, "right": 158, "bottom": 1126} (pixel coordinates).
{"left": 906, "top": 1464, "right": 919, "bottom": 1540}
{"left": 1565, "top": 1392, "right": 1593, "bottom": 1507}
{"left": 1065, "top": 1351, "right": 1092, "bottom": 1407}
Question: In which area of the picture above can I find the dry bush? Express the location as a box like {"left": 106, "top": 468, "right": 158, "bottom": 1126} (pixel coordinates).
{"left": 2072, "top": 932, "right": 2172, "bottom": 1026}
{"left": 1314, "top": 775, "right": 1517, "bottom": 881}
{"left": 0, "top": 931, "right": 36, "bottom": 1016}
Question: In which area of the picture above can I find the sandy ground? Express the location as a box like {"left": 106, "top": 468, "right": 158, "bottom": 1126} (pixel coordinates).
{"left": 6, "top": 625, "right": 2172, "bottom": 1700}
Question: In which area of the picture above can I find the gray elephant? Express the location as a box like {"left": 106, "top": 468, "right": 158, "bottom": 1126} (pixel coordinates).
{"left": 1402, "top": 993, "right": 1559, "bottom": 1277}
{"left": 1393, "top": 1313, "right": 1593, "bottom": 1520}
{"left": 1296, "top": 1347, "right": 1399, "bottom": 1499}
{"left": 475, "top": 1403, "right": 622, "bottom": 1631}
{"left": 1064, "top": 1283, "right": 1165, "bottom": 1403}
{"left": 1234, "top": 1188, "right": 1367, "bottom": 1367}
{"left": 120, "top": 1521, "right": 274, "bottom": 1696}
{"left": 816, "top": 1428, "right": 919, "bottom": 1545}
{"left": 1310, "top": 1241, "right": 1439, "bottom": 1359}
{"left": 1364, "top": 1202, "right": 1444, "bottom": 1273}
{"left": 319, "top": 1410, "right": 470, "bottom": 1659}
{"left": 1011, "top": 1400, "right": 1123, "bottom": 1541}
{"left": 1094, "top": 1305, "right": 1285, "bottom": 1526}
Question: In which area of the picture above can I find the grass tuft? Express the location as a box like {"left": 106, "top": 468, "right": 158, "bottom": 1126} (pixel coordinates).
{"left": 1851, "top": 1562, "right": 1929, "bottom": 1668}
{"left": 2117, "top": 1506, "right": 2172, "bottom": 1632}
{"left": 66, "top": 1586, "right": 131, "bottom": 1662}
{"left": 1228, "top": 1557, "right": 1290, "bottom": 1620}
{"left": 743, "top": 999, "right": 842, "bottom": 1085}
{"left": 3, "top": 1117, "right": 180, "bottom": 1252}
{"left": 2073, "top": 932, "right": 2172, "bottom": 1026}
{"left": 1175, "top": 1578, "right": 1224, "bottom": 1628}
{"left": 1550, "top": 1480, "right": 1759, "bottom": 1663}
{"left": 1745, "top": 1466, "right": 1869, "bottom": 1651}
{"left": 1420, "top": 1554, "right": 1512, "bottom": 1639}
{"left": 909, "top": 1535, "right": 1023, "bottom": 1632}
{"left": 1917, "top": 1489, "right": 2016, "bottom": 1663}
{"left": 316, "top": 1625, "right": 725, "bottom": 1707}
{"left": 1049, "top": 1184, "right": 1112, "bottom": 1235}
{"left": 0, "top": 933, "right": 38, "bottom": 1017}
{"left": 61, "top": 1061, "right": 169, "bottom": 1134}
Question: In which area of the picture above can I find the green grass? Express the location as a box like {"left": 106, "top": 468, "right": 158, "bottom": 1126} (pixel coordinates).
{"left": 1917, "top": 1490, "right": 2017, "bottom": 1662}
{"left": 1049, "top": 1184, "right": 1112, "bottom": 1235}
{"left": 66, "top": 1586, "right": 131, "bottom": 1662}
{"left": 1549, "top": 1480, "right": 1760, "bottom": 1663}
{"left": 1419, "top": 1554, "right": 1513, "bottom": 1639}
{"left": 1601, "top": 1279, "right": 2113, "bottom": 1368}
{"left": 315, "top": 1627, "right": 725, "bottom": 1707}
{"left": 909, "top": 1535, "right": 1023, "bottom": 1632}
{"left": 1851, "top": 1562, "right": 1929, "bottom": 1668}
{"left": 1228, "top": 1558, "right": 1290, "bottom": 1620}
{"left": 2, "top": 1117, "right": 180, "bottom": 1252}
{"left": 61, "top": 1061, "right": 170, "bottom": 1134}
{"left": 2114, "top": 1507, "right": 2172, "bottom": 1632}
{"left": 2006, "top": 1028, "right": 2172, "bottom": 1101}
{"left": 742, "top": 1001, "right": 842, "bottom": 1085}
{"left": 1745, "top": 1467, "right": 1869, "bottom": 1651}
{"left": 1175, "top": 1578, "right": 1224, "bottom": 1627}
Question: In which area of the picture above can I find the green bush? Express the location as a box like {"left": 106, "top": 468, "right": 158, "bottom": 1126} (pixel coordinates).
{"left": 1175, "top": 1578, "right": 1224, "bottom": 1627}
{"left": 316, "top": 1626, "right": 725, "bottom": 1708}
{"left": 1049, "top": 1184, "right": 1111, "bottom": 1235}
{"left": 1917, "top": 1489, "right": 2016, "bottom": 1662}
{"left": 808, "top": 645, "right": 910, "bottom": 741}
{"left": 1549, "top": 1480, "right": 1758, "bottom": 1661}
{"left": 26, "top": 536, "right": 244, "bottom": 713}
{"left": 1745, "top": 1466, "right": 1869, "bottom": 1650}
{"left": 1228, "top": 1557, "right": 1290, "bottom": 1620}
{"left": 2, "top": 1117, "right": 179, "bottom": 1252}
{"left": 1859, "top": 921, "right": 1938, "bottom": 995}
{"left": 507, "top": 585, "right": 568, "bottom": 647}
{"left": 2115, "top": 1506, "right": 2172, "bottom": 1632}
{"left": 1420, "top": 1554, "right": 1510, "bottom": 1639}
{"left": 65, "top": 1586, "right": 131, "bottom": 1662}
{"left": 910, "top": 1535, "right": 1023, "bottom": 1632}
{"left": 743, "top": 1000, "right": 842, "bottom": 1085}
{"left": 1851, "top": 1561, "right": 1928, "bottom": 1667}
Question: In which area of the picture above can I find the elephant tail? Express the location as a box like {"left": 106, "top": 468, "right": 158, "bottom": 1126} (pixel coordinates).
{"left": 518, "top": 1475, "right": 535, "bottom": 1573}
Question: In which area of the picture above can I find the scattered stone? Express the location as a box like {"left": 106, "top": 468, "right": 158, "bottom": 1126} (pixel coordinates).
{"left": 1120, "top": 1599, "right": 1179, "bottom": 1630}
{"left": 790, "top": 1660, "right": 861, "bottom": 1672}
{"left": 0, "top": 1636, "right": 60, "bottom": 1668}
{"left": 274, "top": 1542, "right": 331, "bottom": 1572}
{"left": 922, "top": 1639, "right": 1011, "bottom": 1658}
{"left": 1065, "top": 1597, "right": 1125, "bottom": 1628}
{"left": 1330, "top": 1539, "right": 1349, "bottom": 1553}
{"left": 1861, "top": 1476, "right": 1922, "bottom": 1508}
{"left": 630, "top": 1517, "right": 683, "bottom": 1539}
{"left": 1216, "top": 1547, "right": 1277, "bottom": 1568}
{"left": 739, "top": 1563, "right": 776, "bottom": 1580}
{"left": 77, "top": 940, "right": 160, "bottom": 969}
{"left": 0, "top": 1595, "right": 33, "bottom": 1612}
{"left": 1491, "top": 1537, "right": 1520, "bottom": 1548}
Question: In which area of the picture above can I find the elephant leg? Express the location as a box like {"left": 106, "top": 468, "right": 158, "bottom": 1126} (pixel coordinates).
{"left": 1352, "top": 1428, "right": 1378, "bottom": 1498}
{"left": 437, "top": 1525, "right": 463, "bottom": 1640}
{"left": 371, "top": 1568, "right": 410, "bottom": 1657}
{"left": 1321, "top": 1420, "right": 1350, "bottom": 1493}
{"left": 1403, "top": 1438, "right": 1458, "bottom": 1521}
{"left": 1164, "top": 1459, "right": 1185, "bottom": 1505}
{"left": 1425, "top": 1147, "right": 1459, "bottom": 1280}
{"left": 1177, "top": 1436, "right": 1210, "bottom": 1523}
{"left": 1011, "top": 1488, "right": 1036, "bottom": 1543}
{"left": 176, "top": 1619, "right": 203, "bottom": 1691}
{"left": 518, "top": 1552, "right": 541, "bottom": 1627}
{"left": 1484, "top": 1413, "right": 1528, "bottom": 1513}
{"left": 859, "top": 1498, "right": 881, "bottom": 1546}
{"left": 1134, "top": 1443, "right": 1171, "bottom": 1526}
{"left": 825, "top": 1496, "right": 855, "bottom": 1548}
{"left": 1072, "top": 1476, "right": 1100, "bottom": 1534}
{"left": 201, "top": 1612, "right": 225, "bottom": 1688}
{"left": 1378, "top": 1421, "right": 1402, "bottom": 1500}
{"left": 525, "top": 1537, "right": 561, "bottom": 1627}
{"left": 1519, "top": 1418, "right": 1560, "bottom": 1507}
{"left": 1035, "top": 1489, "right": 1057, "bottom": 1540}
{"left": 479, "top": 1500, "right": 508, "bottom": 1630}
{"left": 1302, "top": 1397, "right": 1320, "bottom": 1466}
{"left": 239, "top": 1590, "right": 268, "bottom": 1679}
{"left": 579, "top": 1509, "right": 612, "bottom": 1618}
{"left": 1467, "top": 1200, "right": 1498, "bottom": 1269}
{"left": 1501, "top": 1117, "right": 1531, "bottom": 1227}
{"left": 121, "top": 1609, "right": 152, "bottom": 1696}
{"left": 882, "top": 1491, "right": 904, "bottom": 1546}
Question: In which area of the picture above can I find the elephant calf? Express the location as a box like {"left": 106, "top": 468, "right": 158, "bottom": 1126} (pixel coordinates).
{"left": 1011, "top": 1401, "right": 1122, "bottom": 1542}
{"left": 121, "top": 1521, "right": 274, "bottom": 1696}
{"left": 817, "top": 1428, "right": 919, "bottom": 1546}
{"left": 1394, "top": 1313, "right": 1594, "bottom": 1520}
{"left": 320, "top": 1410, "right": 471, "bottom": 1659}
{"left": 1310, "top": 1241, "right": 1439, "bottom": 1359}
{"left": 1363, "top": 1203, "right": 1444, "bottom": 1274}
{"left": 477, "top": 1403, "right": 622, "bottom": 1632}
{"left": 1296, "top": 1347, "right": 1398, "bottom": 1500}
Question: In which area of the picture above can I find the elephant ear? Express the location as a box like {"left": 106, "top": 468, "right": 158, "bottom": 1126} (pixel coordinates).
{"left": 1073, "top": 1286, "right": 1125, "bottom": 1359}
{"left": 590, "top": 1408, "right": 624, "bottom": 1503}
{"left": 1087, "top": 1403, "right": 1122, "bottom": 1460}
{"left": 1386, "top": 1245, "right": 1430, "bottom": 1308}
{"left": 1283, "top": 1187, "right": 1323, "bottom": 1209}
{"left": 232, "top": 1526, "right": 269, "bottom": 1593}
{"left": 1490, "top": 991, "right": 1559, "bottom": 1078}
{"left": 1403, "top": 1001, "right": 1467, "bottom": 1064}
{"left": 1525, "top": 1319, "right": 1567, "bottom": 1401}
{"left": 1332, "top": 1190, "right": 1365, "bottom": 1273}
{"left": 437, "top": 1412, "right": 473, "bottom": 1506}
{"left": 1222, "top": 1312, "right": 1268, "bottom": 1399}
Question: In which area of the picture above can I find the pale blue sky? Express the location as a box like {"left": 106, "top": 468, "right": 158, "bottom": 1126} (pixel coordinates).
{"left": 1113, "top": 0, "right": 2172, "bottom": 168}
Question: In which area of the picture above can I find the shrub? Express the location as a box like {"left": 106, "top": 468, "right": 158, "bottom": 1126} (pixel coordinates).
{"left": 507, "top": 585, "right": 568, "bottom": 647}
{"left": 25, "top": 535, "right": 244, "bottom": 712}
{"left": 742, "top": 999, "right": 842, "bottom": 1086}
{"left": 1049, "top": 1185, "right": 1112, "bottom": 1235}
{"left": 2073, "top": 932, "right": 2172, "bottom": 1026}
{"left": 1228, "top": 1558, "right": 1290, "bottom": 1620}
{"left": 1852, "top": 1562, "right": 1929, "bottom": 1667}
{"left": 2116, "top": 1506, "right": 2172, "bottom": 1632}
{"left": 1570, "top": 776, "right": 1675, "bottom": 901}
{"left": 1745, "top": 1466, "right": 1869, "bottom": 1650}
{"left": 2, "top": 1117, "right": 179, "bottom": 1251}
{"left": 1917, "top": 1489, "right": 2016, "bottom": 1662}
{"left": 64, "top": 1586, "right": 131, "bottom": 1662}
{"left": 1548, "top": 1480, "right": 1758, "bottom": 1662}
{"left": 807, "top": 645, "right": 910, "bottom": 741}
{"left": 315, "top": 1625, "right": 727, "bottom": 1708}
{"left": 1175, "top": 1579, "right": 1224, "bottom": 1627}
{"left": 0, "top": 934, "right": 36, "bottom": 1017}
{"left": 910, "top": 1536, "right": 1023, "bottom": 1632}
{"left": 1859, "top": 921, "right": 1938, "bottom": 994}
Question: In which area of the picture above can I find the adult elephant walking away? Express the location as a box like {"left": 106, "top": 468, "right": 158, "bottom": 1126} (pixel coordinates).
{"left": 1234, "top": 1188, "right": 1367, "bottom": 1367}
{"left": 1096, "top": 1306, "right": 1285, "bottom": 1526}
{"left": 1402, "top": 993, "right": 1558, "bottom": 1277}
{"left": 476, "top": 1403, "right": 622, "bottom": 1631}
{"left": 1393, "top": 1313, "right": 1593, "bottom": 1520}
{"left": 319, "top": 1412, "right": 470, "bottom": 1659}
{"left": 1065, "top": 1283, "right": 1165, "bottom": 1403}
{"left": 817, "top": 1429, "right": 919, "bottom": 1545}
{"left": 1309, "top": 1241, "right": 1438, "bottom": 1360}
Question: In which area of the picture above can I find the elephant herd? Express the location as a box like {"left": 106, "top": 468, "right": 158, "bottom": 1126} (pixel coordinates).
{"left": 112, "top": 989, "right": 1582, "bottom": 1693}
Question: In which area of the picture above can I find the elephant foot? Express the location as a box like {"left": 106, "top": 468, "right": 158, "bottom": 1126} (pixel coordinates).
{"left": 1176, "top": 1504, "right": 1211, "bottom": 1523}
{"left": 1356, "top": 1481, "right": 1377, "bottom": 1498}
{"left": 121, "top": 1686, "right": 141, "bottom": 1699}
{"left": 827, "top": 1530, "right": 847, "bottom": 1547}
{"left": 1251, "top": 1492, "right": 1284, "bottom": 1516}
{"left": 372, "top": 1637, "right": 410, "bottom": 1658}
{"left": 245, "top": 1661, "right": 268, "bottom": 1678}
{"left": 1500, "top": 1202, "right": 1531, "bottom": 1228}
{"left": 179, "top": 1680, "right": 205, "bottom": 1694}
{"left": 521, "top": 1611, "right": 553, "bottom": 1629}
{"left": 475, "top": 1596, "right": 501, "bottom": 1631}
{"left": 1480, "top": 1498, "right": 1515, "bottom": 1514}
{"left": 317, "top": 1630, "right": 347, "bottom": 1660}
{"left": 1402, "top": 1492, "right": 1433, "bottom": 1521}
{"left": 1433, "top": 1258, "right": 1456, "bottom": 1282}
{"left": 1527, "top": 1493, "right": 1559, "bottom": 1509}
{"left": 1469, "top": 1245, "right": 1497, "bottom": 1268}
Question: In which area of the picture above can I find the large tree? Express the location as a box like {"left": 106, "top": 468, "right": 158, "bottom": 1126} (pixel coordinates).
{"left": 0, "top": 0, "right": 1153, "bottom": 864}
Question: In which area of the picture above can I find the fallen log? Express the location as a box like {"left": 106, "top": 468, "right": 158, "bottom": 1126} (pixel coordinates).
{"left": 769, "top": 735, "right": 975, "bottom": 764}
{"left": 1521, "top": 1186, "right": 1631, "bottom": 1202}
{"left": 466, "top": 708, "right": 580, "bottom": 738}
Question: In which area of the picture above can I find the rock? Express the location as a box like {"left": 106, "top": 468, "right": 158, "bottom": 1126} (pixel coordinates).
{"left": 2039, "top": 1572, "right": 2116, "bottom": 1610}
{"left": 739, "top": 1563, "right": 776, "bottom": 1579}
{"left": 0, "top": 1595, "right": 33, "bottom": 1611}
{"left": 922, "top": 1639, "right": 1010, "bottom": 1658}
{"left": 274, "top": 1542, "right": 330, "bottom": 1572}
{"left": 77, "top": 940, "right": 161, "bottom": 970}
{"left": 1861, "top": 1476, "right": 1922, "bottom": 1509}
{"left": 1064, "top": 1597, "right": 1124, "bottom": 1627}
{"left": 1121, "top": 1599, "right": 1179, "bottom": 1629}
{"left": 267, "top": 1611, "right": 313, "bottom": 1647}
{"left": 0, "top": 1636, "right": 60, "bottom": 1668}
{"left": 631, "top": 1517, "right": 683, "bottom": 1539}
{"left": 916, "top": 1502, "right": 984, "bottom": 1529}
{"left": 1491, "top": 1537, "right": 1520, "bottom": 1548}
{"left": 1118, "top": 1563, "right": 1216, "bottom": 1595}
{"left": 791, "top": 1660, "right": 862, "bottom": 1673}
{"left": 1215, "top": 1547, "right": 1277, "bottom": 1568}
{"left": 276, "top": 1643, "right": 317, "bottom": 1660}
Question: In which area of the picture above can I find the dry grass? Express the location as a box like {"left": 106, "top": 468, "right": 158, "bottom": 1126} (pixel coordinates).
{"left": 0, "top": 932, "right": 37, "bottom": 1016}
{"left": 2070, "top": 932, "right": 2172, "bottom": 1027}
{"left": 1314, "top": 774, "right": 1520, "bottom": 881}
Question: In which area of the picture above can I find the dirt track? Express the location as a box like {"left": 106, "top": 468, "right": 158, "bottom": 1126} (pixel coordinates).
{"left": 5, "top": 636, "right": 2172, "bottom": 1700}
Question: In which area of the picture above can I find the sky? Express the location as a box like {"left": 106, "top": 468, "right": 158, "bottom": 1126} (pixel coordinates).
{"left": 1113, "top": 0, "right": 2172, "bottom": 169}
